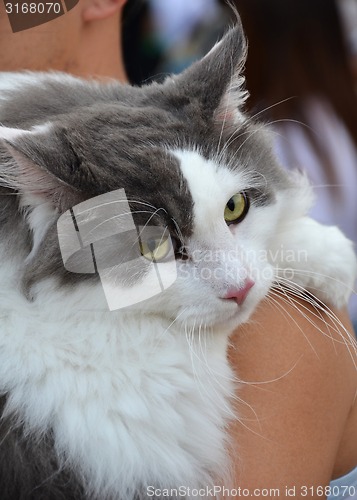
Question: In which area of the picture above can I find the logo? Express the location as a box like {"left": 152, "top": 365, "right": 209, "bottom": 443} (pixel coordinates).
{"left": 57, "top": 189, "right": 177, "bottom": 311}
{"left": 4, "top": 0, "right": 79, "bottom": 33}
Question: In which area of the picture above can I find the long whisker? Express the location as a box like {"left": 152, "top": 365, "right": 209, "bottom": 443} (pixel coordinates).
{"left": 269, "top": 287, "right": 319, "bottom": 356}
{"left": 275, "top": 267, "right": 357, "bottom": 295}
{"left": 271, "top": 280, "right": 357, "bottom": 365}
{"left": 274, "top": 273, "right": 357, "bottom": 335}
{"left": 151, "top": 307, "right": 190, "bottom": 350}
{"left": 79, "top": 210, "right": 159, "bottom": 237}
{"left": 245, "top": 96, "right": 297, "bottom": 123}
{"left": 184, "top": 320, "right": 247, "bottom": 420}
{"left": 75, "top": 198, "right": 160, "bottom": 213}
{"left": 170, "top": 217, "right": 185, "bottom": 246}
{"left": 282, "top": 289, "right": 357, "bottom": 367}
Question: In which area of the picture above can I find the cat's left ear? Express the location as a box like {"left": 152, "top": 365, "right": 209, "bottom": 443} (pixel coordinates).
{"left": 170, "top": 17, "right": 248, "bottom": 126}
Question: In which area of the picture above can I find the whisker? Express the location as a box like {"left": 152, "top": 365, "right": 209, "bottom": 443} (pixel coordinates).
{"left": 78, "top": 210, "right": 158, "bottom": 237}
{"left": 275, "top": 267, "right": 356, "bottom": 295}
{"left": 73, "top": 197, "right": 160, "bottom": 214}
{"left": 170, "top": 217, "right": 185, "bottom": 246}
{"left": 151, "top": 307, "right": 190, "bottom": 350}
{"left": 268, "top": 288, "right": 319, "bottom": 357}
{"left": 271, "top": 280, "right": 357, "bottom": 365}
{"left": 245, "top": 96, "right": 297, "bottom": 123}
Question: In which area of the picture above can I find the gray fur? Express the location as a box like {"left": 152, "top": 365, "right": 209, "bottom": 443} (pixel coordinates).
{"left": 0, "top": 23, "right": 293, "bottom": 499}
{"left": 0, "top": 24, "right": 291, "bottom": 294}
{"left": 0, "top": 397, "right": 180, "bottom": 500}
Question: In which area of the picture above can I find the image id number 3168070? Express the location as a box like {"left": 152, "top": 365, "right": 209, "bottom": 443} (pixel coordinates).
{"left": 5, "top": 3, "right": 62, "bottom": 14}
{"left": 297, "top": 485, "right": 356, "bottom": 497}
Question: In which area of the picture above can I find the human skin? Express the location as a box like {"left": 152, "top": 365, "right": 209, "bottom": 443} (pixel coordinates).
{"left": 0, "top": 1, "right": 356, "bottom": 495}
{"left": 228, "top": 294, "right": 357, "bottom": 498}
{"left": 0, "top": 0, "right": 127, "bottom": 80}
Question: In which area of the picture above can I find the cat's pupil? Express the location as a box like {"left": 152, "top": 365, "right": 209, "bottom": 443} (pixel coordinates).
{"left": 147, "top": 239, "right": 157, "bottom": 252}
{"left": 227, "top": 198, "right": 235, "bottom": 212}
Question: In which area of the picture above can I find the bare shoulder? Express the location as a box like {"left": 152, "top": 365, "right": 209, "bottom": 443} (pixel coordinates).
{"left": 228, "top": 293, "right": 357, "bottom": 493}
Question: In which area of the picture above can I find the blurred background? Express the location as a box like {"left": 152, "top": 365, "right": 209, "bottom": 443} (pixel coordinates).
{"left": 123, "top": 0, "right": 357, "bottom": 331}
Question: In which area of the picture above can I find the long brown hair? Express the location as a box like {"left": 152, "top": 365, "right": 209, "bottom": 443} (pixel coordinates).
{"left": 229, "top": 0, "right": 357, "bottom": 171}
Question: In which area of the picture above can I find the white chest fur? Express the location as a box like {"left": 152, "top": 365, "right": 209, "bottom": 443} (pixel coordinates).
{"left": 0, "top": 271, "right": 235, "bottom": 498}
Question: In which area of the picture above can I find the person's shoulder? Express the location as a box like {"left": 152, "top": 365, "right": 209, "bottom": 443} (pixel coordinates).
{"left": 227, "top": 295, "right": 357, "bottom": 490}
{"left": 230, "top": 293, "right": 356, "bottom": 387}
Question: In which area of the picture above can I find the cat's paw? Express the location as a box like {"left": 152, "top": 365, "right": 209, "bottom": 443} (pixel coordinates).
{"left": 305, "top": 225, "right": 356, "bottom": 308}
{"left": 274, "top": 217, "right": 357, "bottom": 308}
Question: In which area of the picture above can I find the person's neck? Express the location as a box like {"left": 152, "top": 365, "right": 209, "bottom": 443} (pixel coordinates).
{"left": 69, "top": 14, "right": 128, "bottom": 82}
{"left": 0, "top": 13, "right": 128, "bottom": 83}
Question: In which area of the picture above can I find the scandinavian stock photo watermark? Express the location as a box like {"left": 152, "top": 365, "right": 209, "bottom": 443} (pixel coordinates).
{"left": 57, "top": 188, "right": 308, "bottom": 311}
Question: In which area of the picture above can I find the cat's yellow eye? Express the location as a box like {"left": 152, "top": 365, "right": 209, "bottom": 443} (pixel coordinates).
{"left": 139, "top": 236, "right": 171, "bottom": 261}
{"left": 224, "top": 192, "right": 249, "bottom": 225}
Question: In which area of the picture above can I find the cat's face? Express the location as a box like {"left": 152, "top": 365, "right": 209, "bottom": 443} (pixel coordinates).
{"left": 0, "top": 23, "right": 293, "bottom": 329}
{"left": 137, "top": 147, "right": 286, "bottom": 329}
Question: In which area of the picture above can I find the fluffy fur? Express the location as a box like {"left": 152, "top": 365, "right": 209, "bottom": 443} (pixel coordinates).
{"left": 0, "top": 21, "right": 355, "bottom": 500}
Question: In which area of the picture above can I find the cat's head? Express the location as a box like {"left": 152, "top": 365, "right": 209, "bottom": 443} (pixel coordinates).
{"left": 0, "top": 22, "right": 296, "bottom": 329}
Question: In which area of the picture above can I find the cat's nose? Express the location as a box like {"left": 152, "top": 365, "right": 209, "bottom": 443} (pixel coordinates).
{"left": 223, "top": 279, "right": 255, "bottom": 305}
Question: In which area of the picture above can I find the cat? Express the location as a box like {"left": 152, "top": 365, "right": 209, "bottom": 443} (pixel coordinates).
{"left": 0, "top": 20, "right": 355, "bottom": 500}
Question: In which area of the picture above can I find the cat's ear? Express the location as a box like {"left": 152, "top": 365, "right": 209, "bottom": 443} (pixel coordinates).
{"left": 0, "top": 124, "right": 80, "bottom": 212}
{"left": 171, "top": 19, "right": 248, "bottom": 126}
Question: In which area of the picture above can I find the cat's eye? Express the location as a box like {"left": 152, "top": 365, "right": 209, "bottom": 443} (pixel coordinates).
{"left": 139, "top": 236, "right": 171, "bottom": 262}
{"left": 224, "top": 192, "right": 249, "bottom": 225}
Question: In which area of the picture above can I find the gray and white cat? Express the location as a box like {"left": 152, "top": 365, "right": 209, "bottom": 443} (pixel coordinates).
{"left": 0, "top": 22, "right": 355, "bottom": 500}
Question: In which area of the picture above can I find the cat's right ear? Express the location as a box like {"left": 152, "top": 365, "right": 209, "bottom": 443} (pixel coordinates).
{"left": 169, "top": 15, "right": 248, "bottom": 127}
{"left": 0, "top": 125, "right": 80, "bottom": 213}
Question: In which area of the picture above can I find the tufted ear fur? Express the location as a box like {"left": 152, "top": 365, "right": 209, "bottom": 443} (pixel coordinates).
{"left": 171, "top": 19, "right": 248, "bottom": 128}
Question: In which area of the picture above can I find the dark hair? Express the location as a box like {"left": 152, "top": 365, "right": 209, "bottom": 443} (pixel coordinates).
{"left": 230, "top": 0, "right": 357, "bottom": 147}
{"left": 122, "top": 0, "right": 163, "bottom": 84}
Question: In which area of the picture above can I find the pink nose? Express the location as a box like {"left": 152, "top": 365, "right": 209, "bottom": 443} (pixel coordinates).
{"left": 224, "top": 280, "right": 255, "bottom": 305}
